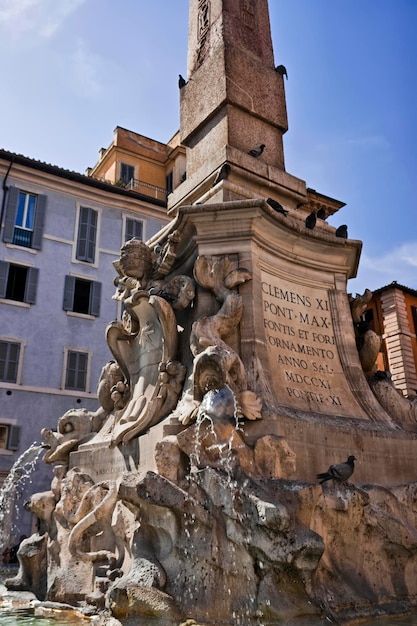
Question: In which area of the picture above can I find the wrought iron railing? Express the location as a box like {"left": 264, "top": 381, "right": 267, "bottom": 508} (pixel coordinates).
{"left": 119, "top": 178, "right": 167, "bottom": 202}
{"left": 13, "top": 228, "right": 32, "bottom": 248}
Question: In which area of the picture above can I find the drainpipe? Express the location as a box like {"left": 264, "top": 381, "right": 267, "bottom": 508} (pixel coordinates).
{"left": 0, "top": 157, "right": 15, "bottom": 237}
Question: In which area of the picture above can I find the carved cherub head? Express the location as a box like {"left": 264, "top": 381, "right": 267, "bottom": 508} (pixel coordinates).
{"left": 118, "top": 239, "right": 153, "bottom": 284}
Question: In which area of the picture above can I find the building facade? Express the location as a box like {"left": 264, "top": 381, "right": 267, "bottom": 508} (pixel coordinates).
{"left": 86, "top": 126, "right": 186, "bottom": 201}
{"left": 364, "top": 282, "right": 417, "bottom": 397}
{"left": 0, "top": 145, "right": 172, "bottom": 542}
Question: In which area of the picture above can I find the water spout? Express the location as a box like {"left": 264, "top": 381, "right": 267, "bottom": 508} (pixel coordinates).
{"left": 0, "top": 442, "right": 43, "bottom": 553}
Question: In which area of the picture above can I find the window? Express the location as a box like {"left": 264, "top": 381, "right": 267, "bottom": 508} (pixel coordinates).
{"left": 64, "top": 350, "right": 89, "bottom": 391}
{"left": 0, "top": 340, "right": 21, "bottom": 383}
{"left": 0, "top": 262, "right": 39, "bottom": 304}
{"left": 411, "top": 306, "right": 417, "bottom": 335}
{"left": 166, "top": 171, "right": 173, "bottom": 195}
{"left": 0, "top": 424, "right": 20, "bottom": 451}
{"left": 63, "top": 276, "right": 101, "bottom": 316}
{"left": 3, "top": 187, "right": 46, "bottom": 250}
{"left": 125, "top": 218, "right": 143, "bottom": 242}
{"left": 76, "top": 207, "right": 98, "bottom": 263}
{"left": 120, "top": 163, "right": 134, "bottom": 185}
{"left": 0, "top": 425, "right": 7, "bottom": 448}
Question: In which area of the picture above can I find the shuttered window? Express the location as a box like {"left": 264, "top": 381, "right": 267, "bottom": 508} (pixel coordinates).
{"left": 76, "top": 207, "right": 97, "bottom": 263}
{"left": 3, "top": 187, "right": 46, "bottom": 250}
{"left": 63, "top": 276, "right": 101, "bottom": 317}
{"left": 7, "top": 425, "right": 21, "bottom": 451}
{"left": 65, "top": 350, "right": 88, "bottom": 391}
{"left": 0, "top": 262, "right": 39, "bottom": 304}
{"left": 120, "top": 163, "right": 134, "bottom": 184}
{"left": 0, "top": 341, "right": 21, "bottom": 383}
{"left": 125, "top": 218, "right": 143, "bottom": 242}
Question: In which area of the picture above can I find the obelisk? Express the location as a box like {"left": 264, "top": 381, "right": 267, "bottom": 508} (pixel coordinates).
{"left": 168, "top": 0, "right": 307, "bottom": 211}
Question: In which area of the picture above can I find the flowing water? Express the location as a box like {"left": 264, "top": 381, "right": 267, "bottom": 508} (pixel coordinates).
{"left": 0, "top": 442, "right": 43, "bottom": 552}
{"left": 0, "top": 608, "right": 88, "bottom": 626}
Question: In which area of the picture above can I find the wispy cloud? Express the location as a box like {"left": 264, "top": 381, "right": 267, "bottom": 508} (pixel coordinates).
{"left": 0, "top": 0, "right": 86, "bottom": 40}
{"left": 346, "top": 135, "right": 391, "bottom": 151}
{"left": 67, "top": 38, "right": 104, "bottom": 99}
{"left": 349, "top": 241, "right": 417, "bottom": 294}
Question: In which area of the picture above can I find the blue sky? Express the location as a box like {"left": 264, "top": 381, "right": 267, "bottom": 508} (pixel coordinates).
{"left": 1, "top": 0, "right": 416, "bottom": 296}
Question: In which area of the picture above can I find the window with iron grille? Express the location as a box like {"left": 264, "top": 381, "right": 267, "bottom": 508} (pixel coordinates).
{"left": 2, "top": 187, "right": 46, "bottom": 250}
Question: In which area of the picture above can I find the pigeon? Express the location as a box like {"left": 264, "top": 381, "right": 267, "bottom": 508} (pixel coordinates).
{"left": 335, "top": 224, "right": 348, "bottom": 239}
{"left": 266, "top": 197, "right": 288, "bottom": 216}
{"left": 275, "top": 64, "right": 288, "bottom": 79}
{"left": 213, "top": 163, "right": 231, "bottom": 186}
{"left": 316, "top": 455, "right": 357, "bottom": 484}
{"left": 305, "top": 211, "right": 317, "bottom": 229}
{"left": 317, "top": 208, "right": 326, "bottom": 220}
{"left": 178, "top": 74, "right": 187, "bottom": 89}
{"left": 249, "top": 144, "right": 265, "bottom": 158}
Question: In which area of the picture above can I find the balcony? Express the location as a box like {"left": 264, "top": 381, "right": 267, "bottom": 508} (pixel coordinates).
{"left": 117, "top": 178, "right": 167, "bottom": 202}
{"left": 12, "top": 227, "right": 32, "bottom": 248}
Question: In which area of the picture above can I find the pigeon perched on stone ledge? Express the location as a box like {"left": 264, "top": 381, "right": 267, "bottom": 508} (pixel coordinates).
{"left": 305, "top": 211, "right": 317, "bottom": 230}
{"left": 249, "top": 144, "right": 265, "bottom": 158}
{"left": 316, "top": 455, "right": 357, "bottom": 484}
{"left": 335, "top": 224, "right": 348, "bottom": 239}
{"left": 266, "top": 197, "right": 288, "bottom": 216}
{"left": 213, "top": 163, "right": 231, "bottom": 186}
{"left": 275, "top": 64, "right": 288, "bottom": 79}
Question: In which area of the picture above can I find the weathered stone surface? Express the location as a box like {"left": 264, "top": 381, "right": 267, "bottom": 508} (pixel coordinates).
{"left": 309, "top": 482, "right": 417, "bottom": 622}
{"left": 107, "top": 584, "right": 181, "bottom": 620}
{"left": 5, "top": 534, "right": 47, "bottom": 601}
{"left": 253, "top": 434, "right": 296, "bottom": 478}
{"left": 154, "top": 436, "right": 188, "bottom": 484}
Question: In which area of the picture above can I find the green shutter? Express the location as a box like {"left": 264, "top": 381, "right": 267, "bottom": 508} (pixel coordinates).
{"left": 0, "top": 261, "right": 10, "bottom": 298}
{"left": 31, "top": 194, "right": 47, "bottom": 250}
{"left": 2, "top": 186, "right": 19, "bottom": 243}
{"left": 7, "top": 425, "right": 21, "bottom": 451}
{"left": 63, "top": 275, "right": 76, "bottom": 311}
{"left": 89, "top": 281, "right": 101, "bottom": 317}
{"left": 24, "top": 267, "right": 39, "bottom": 304}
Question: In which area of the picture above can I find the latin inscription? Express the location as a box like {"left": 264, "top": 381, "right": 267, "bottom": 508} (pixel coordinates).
{"left": 70, "top": 446, "right": 137, "bottom": 481}
{"left": 261, "top": 273, "right": 361, "bottom": 416}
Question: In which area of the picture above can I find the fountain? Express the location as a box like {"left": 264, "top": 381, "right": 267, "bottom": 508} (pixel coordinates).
{"left": 3, "top": 1, "right": 417, "bottom": 624}
{"left": 0, "top": 443, "right": 42, "bottom": 558}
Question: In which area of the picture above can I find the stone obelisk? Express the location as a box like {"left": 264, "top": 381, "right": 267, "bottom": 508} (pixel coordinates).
{"left": 168, "top": 0, "right": 308, "bottom": 211}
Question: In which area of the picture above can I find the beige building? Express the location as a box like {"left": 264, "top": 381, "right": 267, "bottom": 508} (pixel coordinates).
{"left": 86, "top": 126, "right": 186, "bottom": 203}
{"left": 364, "top": 282, "right": 417, "bottom": 397}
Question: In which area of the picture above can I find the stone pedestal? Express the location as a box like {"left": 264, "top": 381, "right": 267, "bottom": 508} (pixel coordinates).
{"left": 150, "top": 199, "right": 417, "bottom": 486}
